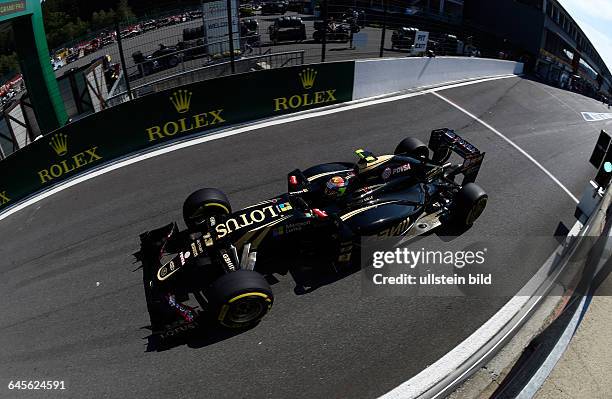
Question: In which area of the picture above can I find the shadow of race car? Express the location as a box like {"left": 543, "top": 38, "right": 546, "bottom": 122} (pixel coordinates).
{"left": 136, "top": 129, "right": 488, "bottom": 341}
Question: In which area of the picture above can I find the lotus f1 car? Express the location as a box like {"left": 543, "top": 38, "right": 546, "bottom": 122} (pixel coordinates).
{"left": 136, "top": 129, "right": 488, "bottom": 339}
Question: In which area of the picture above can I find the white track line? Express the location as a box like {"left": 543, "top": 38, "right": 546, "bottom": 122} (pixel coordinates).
{"left": 581, "top": 112, "right": 612, "bottom": 122}
{"left": 0, "top": 74, "right": 519, "bottom": 223}
{"left": 432, "top": 91, "right": 579, "bottom": 204}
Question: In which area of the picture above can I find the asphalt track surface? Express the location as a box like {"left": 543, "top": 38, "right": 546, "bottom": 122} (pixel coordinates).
{"left": 2, "top": 77, "right": 612, "bottom": 399}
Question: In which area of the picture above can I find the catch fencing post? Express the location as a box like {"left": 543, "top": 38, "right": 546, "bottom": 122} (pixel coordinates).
{"left": 115, "top": 21, "right": 134, "bottom": 100}
{"left": 379, "top": 0, "right": 387, "bottom": 58}
{"left": 321, "top": 0, "right": 328, "bottom": 63}
{"left": 226, "top": 0, "right": 236, "bottom": 74}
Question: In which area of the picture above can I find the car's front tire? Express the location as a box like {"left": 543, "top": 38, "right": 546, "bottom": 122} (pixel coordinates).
{"left": 142, "top": 63, "right": 153, "bottom": 76}
{"left": 167, "top": 55, "right": 179, "bottom": 68}
{"left": 183, "top": 188, "right": 231, "bottom": 231}
{"left": 206, "top": 270, "right": 274, "bottom": 328}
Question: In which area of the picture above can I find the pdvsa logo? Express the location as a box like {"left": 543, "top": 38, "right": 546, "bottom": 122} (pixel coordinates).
{"left": 146, "top": 89, "right": 226, "bottom": 142}
{"left": 273, "top": 68, "right": 337, "bottom": 112}
{"left": 38, "top": 133, "right": 102, "bottom": 184}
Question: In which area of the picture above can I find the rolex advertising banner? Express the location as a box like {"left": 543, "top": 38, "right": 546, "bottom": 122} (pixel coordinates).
{"left": 0, "top": 61, "right": 355, "bottom": 212}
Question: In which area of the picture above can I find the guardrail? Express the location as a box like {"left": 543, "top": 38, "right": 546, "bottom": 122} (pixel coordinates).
{"left": 107, "top": 50, "right": 305, "bottom": 107}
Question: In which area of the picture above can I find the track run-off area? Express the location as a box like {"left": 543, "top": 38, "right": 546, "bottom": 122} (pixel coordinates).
{"left": 1, "top": 76, "right": 611, "bottom": 398}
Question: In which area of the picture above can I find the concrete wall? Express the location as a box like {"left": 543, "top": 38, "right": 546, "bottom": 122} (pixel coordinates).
{"left": 353, "top": 57, "right": 524, "bottom": 100}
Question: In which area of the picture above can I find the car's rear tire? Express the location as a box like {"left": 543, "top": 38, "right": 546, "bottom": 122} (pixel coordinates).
{"left": 394, "top": 137, "right": 429, "bottom": 159}
{"left": 453, "top": 183, "right": 487, "bottom": 227}
{"left": 206, "top": 270, "right": 273, "bottom": 328}
{"left": 183, "top": 188, "right": 231, "bottom": 231}
{"left": 183, "top": 28, "right": 193, "bottom": 41}
{"left": 142, "top": 63, "right": 153, "bottom": 76}
{"left": 167, "top": 55, "right": 179, "bottom": 67}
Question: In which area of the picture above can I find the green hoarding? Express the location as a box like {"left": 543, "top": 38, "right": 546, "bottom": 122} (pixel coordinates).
{"left": 0, "top": 62, "right": 355, "bottom": 212}
{"left": 1, "top": 0, "right": 68, "bottom": 131}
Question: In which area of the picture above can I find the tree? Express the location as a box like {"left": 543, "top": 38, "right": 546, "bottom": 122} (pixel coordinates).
{"left": 0, "top": 30, "right": 14, "bottom": 55}
{"left": 40, "top": 0, "right": 201, "bottom": 50}
{"left": 43, "top": 10, "right": 90, "bottom": 50}
{"left": 116, "top": 0, "right": 135, "bottom": 23}
{"left": 107, "top": 9, "right": 117, "bottom": 25}
{"left": 65, "top": 18, "right": 89, "bottom": 41}
{"left": 0, "top": 53, "right": 19, "bottom": 77}
{"left": 92, "top": 10, "right": 103, "bottom": 28}
{"left": 43, "top": 11, "right": 73, "bottom": 49}
{"left": 92, "top": 9, "right": 117, "bottom": 29}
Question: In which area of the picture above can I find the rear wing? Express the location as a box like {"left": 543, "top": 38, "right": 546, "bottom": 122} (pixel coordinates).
{"left": 428, "top": 128, "right": 485, "bottom": 184}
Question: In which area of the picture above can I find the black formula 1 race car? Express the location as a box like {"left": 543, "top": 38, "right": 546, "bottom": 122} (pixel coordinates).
{"left": 133, "top": 45, "right": 181, "bottom": 77}
{"left": 313, "top": 21, "right": 352, "bottom": 43}
{"left": 136, "top": 129, "right": 487, "bottom": 340}
{"left": 268, "top": 17, "right": 307, "bottom": 44}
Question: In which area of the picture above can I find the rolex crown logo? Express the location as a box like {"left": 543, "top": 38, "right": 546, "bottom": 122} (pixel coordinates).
{"left": 299, "top": 68, "right": 317, "bottom": 90}
{"left": 49, "top": 133, "right": 68, "bottom": 156}
{"left": 170, "top": 89, "right": 193, "bottom": 113}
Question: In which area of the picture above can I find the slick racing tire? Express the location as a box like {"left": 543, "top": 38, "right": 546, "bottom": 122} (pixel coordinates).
{"left": 207, "top": 270, "right": 274, "bottom": 328}
{"left": 142, "top": 63, "right": 153, "bottom": 76}
{"left": 167, "top": 55, "right": 180, "bottom": 68}
{"left": 453, "top": 183, "right": 488, "bottom": 227}
{"left": 183, "top": 28, "right": 193, "bottom": 41}
{"left": 394, "top": 137, "right": 429, "bottom": 159}
{"left": 183, "top": 188, "right": 231, "bottom": 231}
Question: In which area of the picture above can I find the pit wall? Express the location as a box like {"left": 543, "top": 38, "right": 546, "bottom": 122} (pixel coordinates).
{"left": 0, "top": 57, "right": 523, "bottom": 214}
{"left": 353, "top": 57, "right": 524, "bottom": 99}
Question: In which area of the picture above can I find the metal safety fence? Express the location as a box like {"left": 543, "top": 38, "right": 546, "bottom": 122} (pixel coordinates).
{"left": 0, "top": 0, "right": 529, "bottom": 158}
{"left": 107, "top": 49, "right": 304, "bottom": 107}
{"left": 47, "top": 1, "right": 524, "bottom": 114}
